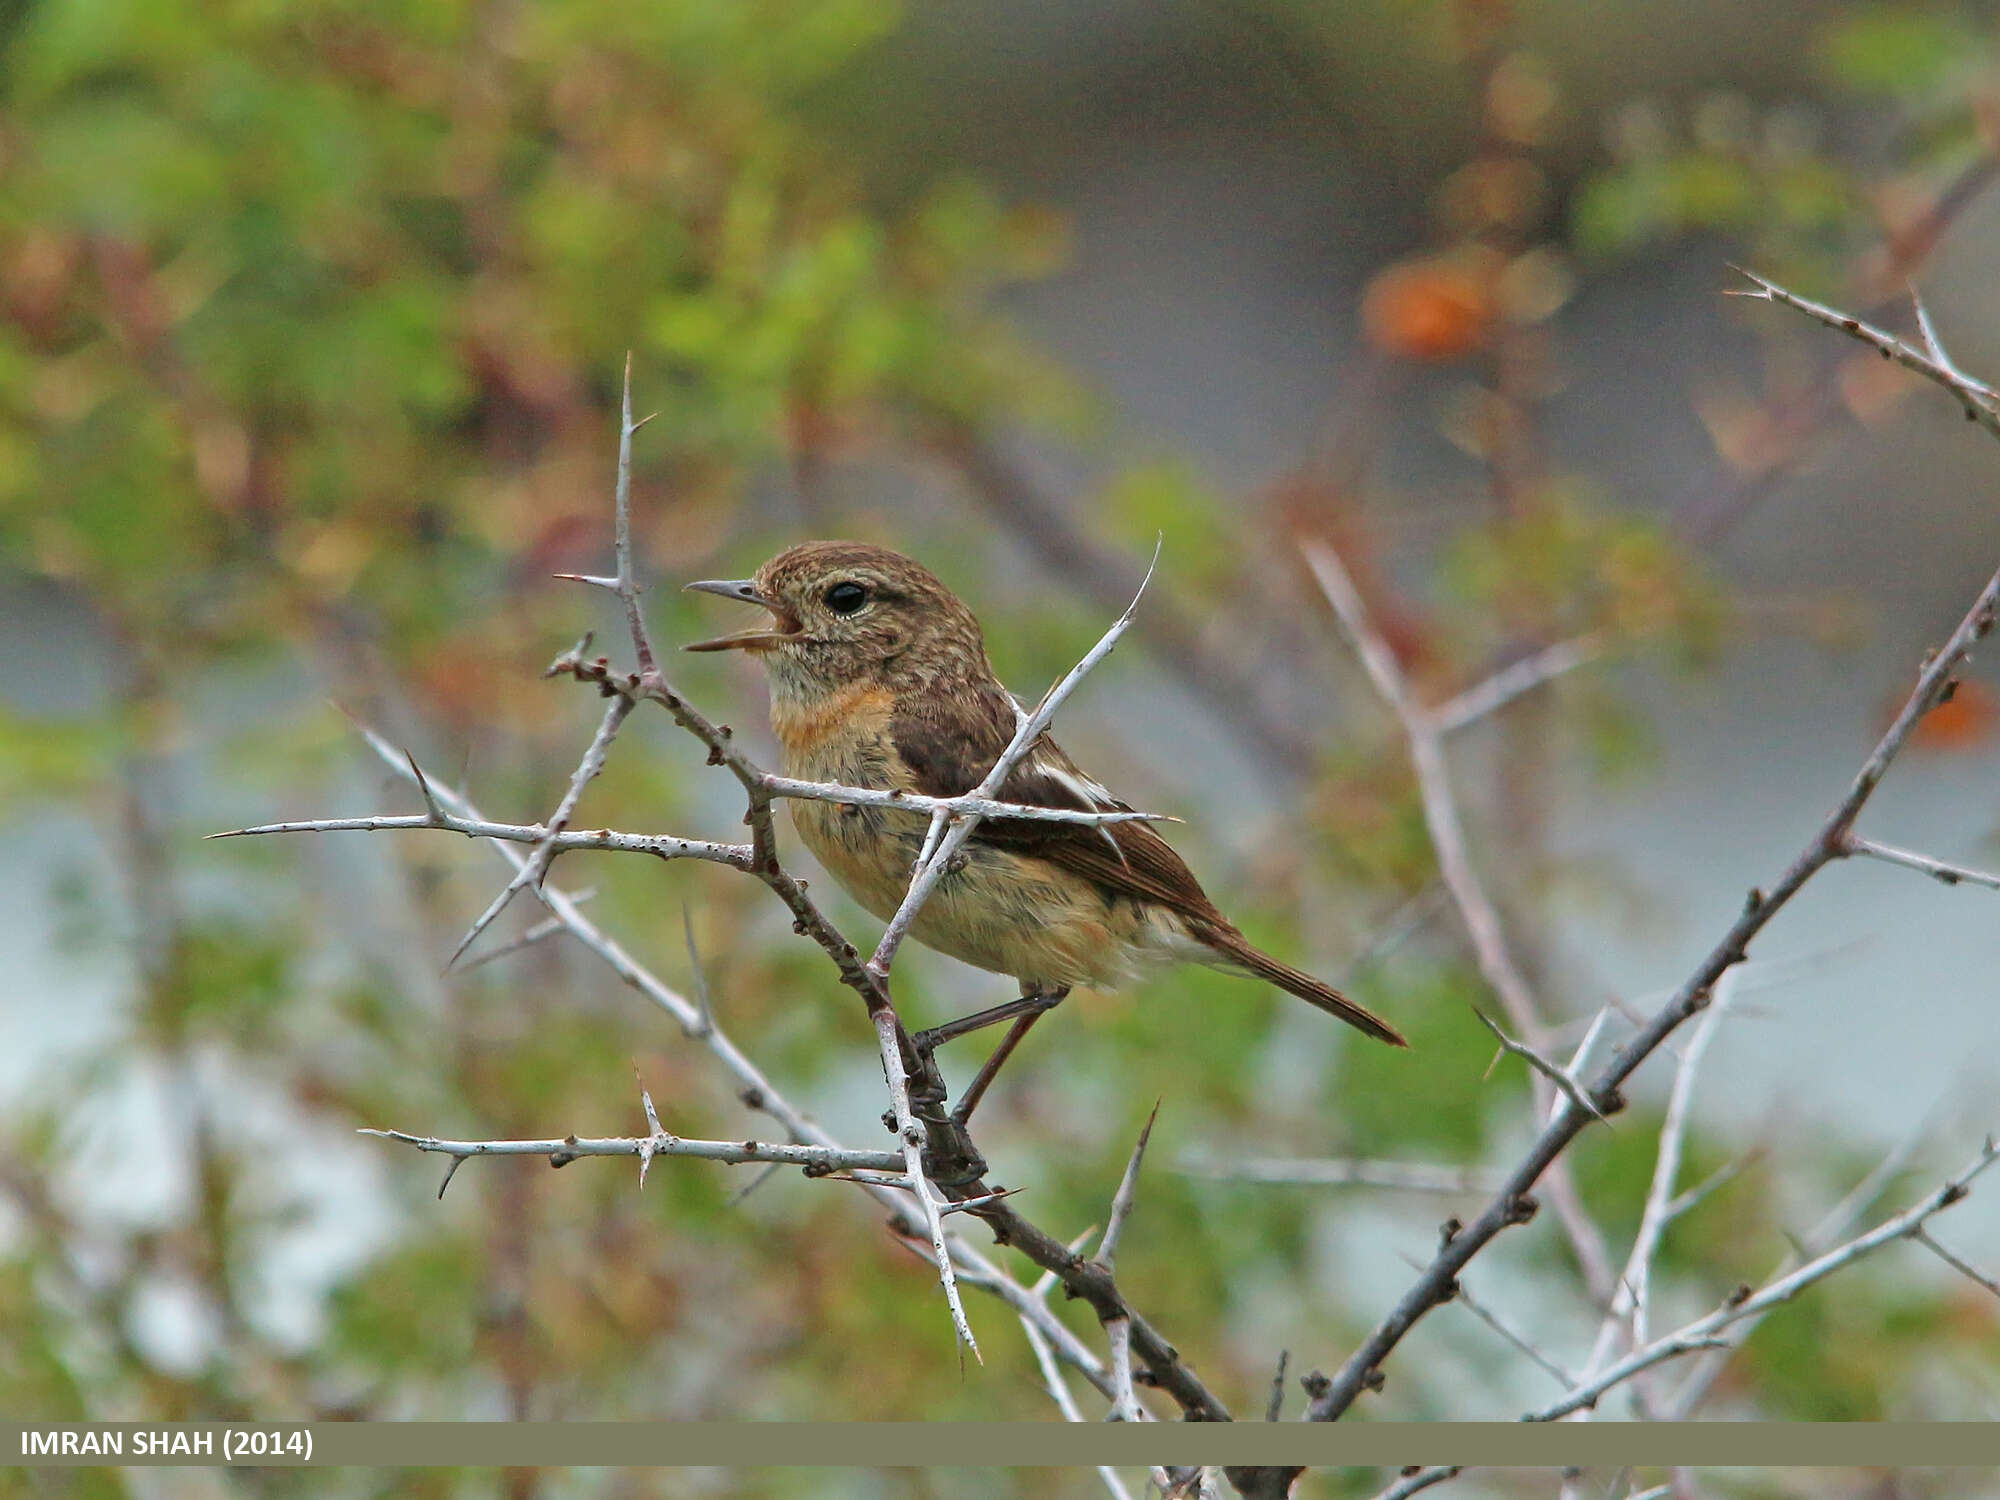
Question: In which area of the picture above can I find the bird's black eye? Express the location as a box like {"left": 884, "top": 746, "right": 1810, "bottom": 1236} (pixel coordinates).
{"left": 823, "top": 581, "right": 868, "bottom": 615}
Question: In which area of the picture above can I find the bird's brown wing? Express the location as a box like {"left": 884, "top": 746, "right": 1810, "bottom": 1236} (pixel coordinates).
{"left": 888, "top": 681, "right": 1408, "bottom": 1047}
{"left": 888, "top": 682, "right": 1226, "bottom": 924}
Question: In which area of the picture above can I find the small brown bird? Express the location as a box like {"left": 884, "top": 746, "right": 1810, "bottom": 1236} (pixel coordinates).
{"left": 687, "top": 541, "right": 1405, "bottom": 1084}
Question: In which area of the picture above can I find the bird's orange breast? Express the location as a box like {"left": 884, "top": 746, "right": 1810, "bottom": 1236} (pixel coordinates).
{"left": 769, "top": 681, "right": 899, "bottom": 764}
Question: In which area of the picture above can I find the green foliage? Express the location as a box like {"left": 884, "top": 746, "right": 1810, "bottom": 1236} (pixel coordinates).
{"left": 1332, "top": 961, "right": 1524, "bottom": 1160}
{"left": 1817, "top": 4, "right": 1988, "bottom": 99}
{"left": 1438, "top": 485, "right": 1722, "bottom": 656}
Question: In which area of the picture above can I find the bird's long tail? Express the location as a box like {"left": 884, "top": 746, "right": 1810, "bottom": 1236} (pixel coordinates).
{"left": 1196, "top": 923, "right": 1407, "bottom": 1047}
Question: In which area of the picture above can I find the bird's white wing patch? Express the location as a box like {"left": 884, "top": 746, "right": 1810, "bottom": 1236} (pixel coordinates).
{"left": 1029, "top": 755, "right": 1116, "bottom": 811}
{"left": 1022, "top": 750, "right": 1131, "bottom": 866}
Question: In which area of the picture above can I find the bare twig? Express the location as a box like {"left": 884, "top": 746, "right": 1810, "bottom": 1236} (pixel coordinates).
{"left": 1729, "top": 269, "right": 2000, "bottom": 440}
{"left": 1178, "top": 1154, "right": 1506, "bottom": 1195}
{"left": 453, "top": 890, "right": 595, "bottom": 974}
{"left": 1673, "top": 152, "right": 1998, "bottom": 544}
{"left": 680, "top": 904, "right": 715, "bottom": 1040}
{"left": 1527, "top": 1138, "right": 2000, "bottom": 1420}
{"left": 1368, "top": 1468, "right": 1464, "bottom": 1500}
{"left": 871, "top": 1006, "right": 979, "bottom": 1360}
{"left": 1019, "top": 1315, "right": 1137, "bottom": 1500}
{"left": 1283, "top": 550, "right": 2000, "bottom": 1428}
{"left": 1575, "top": 973, "right": 1739, "bottom": 1415}
{"left": 1431, "top": 633, "right": 1606, "bottom": 735}
{"left": 1306, "top": 539, "right": 1541, "bottom": 1043}
{"left": 1105, "top": 1317, "right": 1146, "bottom": 1423}
{"left": 761, "top": 773, "right": 1175, "bottom": 829}
{"left": 1912, "top": 1227, "right": 2000, "bottom": 1299}
{"left": 1474, "top": 1010, "right": 1610, "bottom": 1126}
{"left": 1098, "top": 1106, "right": 1160, "bottom": 1275}
{"left": 865, "top": 541, "right": 1161, "bottom": 983}
{"left": 1304, "top": 538, "right": 1620, "bottom": 1304}
{"left": 1663, "top": 1153, "right": 1757, "bottom": 1222}
{"left": 555, "top": 353, "right": 661, "bottom": 674}
{"left": 1841, "top": 834, "right": 2000, "bottom": 892}
{"left": 445, "top": 694, "right": 633, "bottom": 967}
{"left": 1449, "top": 1277, "right": 1575, "bottom": 1389}
{"left": 211, "top": 808, "right": 749, "bottom": 867}
{"left": 361, "top": 1127, "right": 904, "bottom": 1177}
{"left": 1663, "top": 1118, "right": 1936, "bottom": 1419}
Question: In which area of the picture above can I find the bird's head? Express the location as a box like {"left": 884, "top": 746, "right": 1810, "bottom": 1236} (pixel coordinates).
{"left": 685, "top": 540, "right": 988, "bottom": 701}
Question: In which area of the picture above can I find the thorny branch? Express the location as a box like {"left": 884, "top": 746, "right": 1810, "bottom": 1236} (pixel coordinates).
{"left": 214, "top": 275, "right": 2000, "bottom": 1482}
{"left": 1729, "top": 269, "right": 2000, "bottom": 443}
{"left": 1573, "top": 973, "right": 1740, "bottom": 1418}
{"left": 219, "top": 368, "right": 1235, "bottom": 1427}
{"left": 1526, "top": 1138, "right": 2000, "bottom": 1421}
{"left": 1661, "top": 1117, "right": 1936, "bottom": 1420}
{"left": 1304, "top": 537, "right": 1620, "bottom": 1305}
{"left": 1216, "top": 281, "right": 2000, "bottom": 1492}
{"left": 1176, "top": 1154, "right": 1507, "bottom": 1196}
{"left": 362, "top": 1126, "right": 905, "bottom": 1186}
{"left": 864, "top": 541, "right": 1161, "bottom": 984}
{"left": 1292, "top": 553, "right": 2000, "bottom": 1423}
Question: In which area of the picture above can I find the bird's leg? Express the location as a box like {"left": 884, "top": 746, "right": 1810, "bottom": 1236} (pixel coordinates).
{"left": 950, "top": 987, "right": 1067, "bottom": 1126}
{"left": 912, "top": 984, "right": 1067, "bottom": 1055}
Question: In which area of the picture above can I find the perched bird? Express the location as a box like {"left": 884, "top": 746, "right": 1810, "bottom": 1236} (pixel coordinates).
{"left": 686, "top": 541, "right": 1405, "bottom": 1086}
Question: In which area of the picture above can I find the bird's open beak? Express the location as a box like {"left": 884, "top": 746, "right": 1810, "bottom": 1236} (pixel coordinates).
{"left": 683, "top": 578, "right": 794, "bottom": 653}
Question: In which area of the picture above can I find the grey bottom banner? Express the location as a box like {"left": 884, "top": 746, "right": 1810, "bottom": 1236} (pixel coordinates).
{"left": 4, "top": 1422, "right": 1996, "bottom": 1468}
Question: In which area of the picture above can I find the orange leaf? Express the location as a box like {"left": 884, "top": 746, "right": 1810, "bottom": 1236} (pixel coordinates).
{"left": 1362, "top": 256, "right": 1495, "bottom": 363}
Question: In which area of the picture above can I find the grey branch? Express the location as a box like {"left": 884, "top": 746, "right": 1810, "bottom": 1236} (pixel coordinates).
{"left": 866, "top": 540, "right": 1161, "bottom": 983}
{"left": 1450, "top": 1276, "right": 1576, "bottom": 1388}
{"left": 455, "top": 889, "right": 595, "bottom": 973}
{"left": 1018, "top": 1315, "right": 1138, "bottom": 1500}
{"left": 210, "top": 809, "right": 749, "bottom": 868}
{"left": 1730, "top": 269, "right": 2000, "bottom": 440}
{"left": 553, "top": 353, "right": 662, "bottom": 676}
{"left": 1526, "top": 1137, "right": 2000, "bottom": 1421}
{"left": 1304, "top": 538, "right": 1619, "bottom": 1304}
{"left": 1098, "top": 1106, "right": 1159, "bottom": 1275}
{"left": 1177, "top": 1154, "right": 1507, "bottom": 1195}
{"left": 1287, "top": 548, "right": 2000, "bottom": 1428}
{"left": 1105, "top": 1317, "right": 1146, "bottom": 1423}
{"left": 870, "top": 1006, "right": 980, "bottom": 1359}
{"left": 1473, "top": 1010, "right": 1611, "bottom": 1126}
{"left": 1576, "top": 972, "right": 1739, "bottom": 1416}
{"left": 1663, "top": 1118, "right": 1938, "bottom": 1419}
{"left": 1431, "top": 633, "right": 1606, "bottom": 735}
{"left": 761, "top": 773, "right": 1175, "bottom": 829}
{"left": 447, "top": 693, "right": 634, "bottom": 968}
{"left": 351, "top": 726, "right": 824, "bottom": 1143}
{"left": 362, "top": 1127, "right": 906, "bottom": 1177}
{"left": 1842, "top": 834, "right": 2000, "bottom": 892}
{"left": 1911, "top": 1227, "right": 2000, "bottom": 1299}
{"left": 1305, "top": 539, "right": 1544, "bottom": 1045}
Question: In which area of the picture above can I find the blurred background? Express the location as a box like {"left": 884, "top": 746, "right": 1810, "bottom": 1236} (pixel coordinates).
{"left": 4, "top": 0, "right": 2000, "bottom": 1496}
